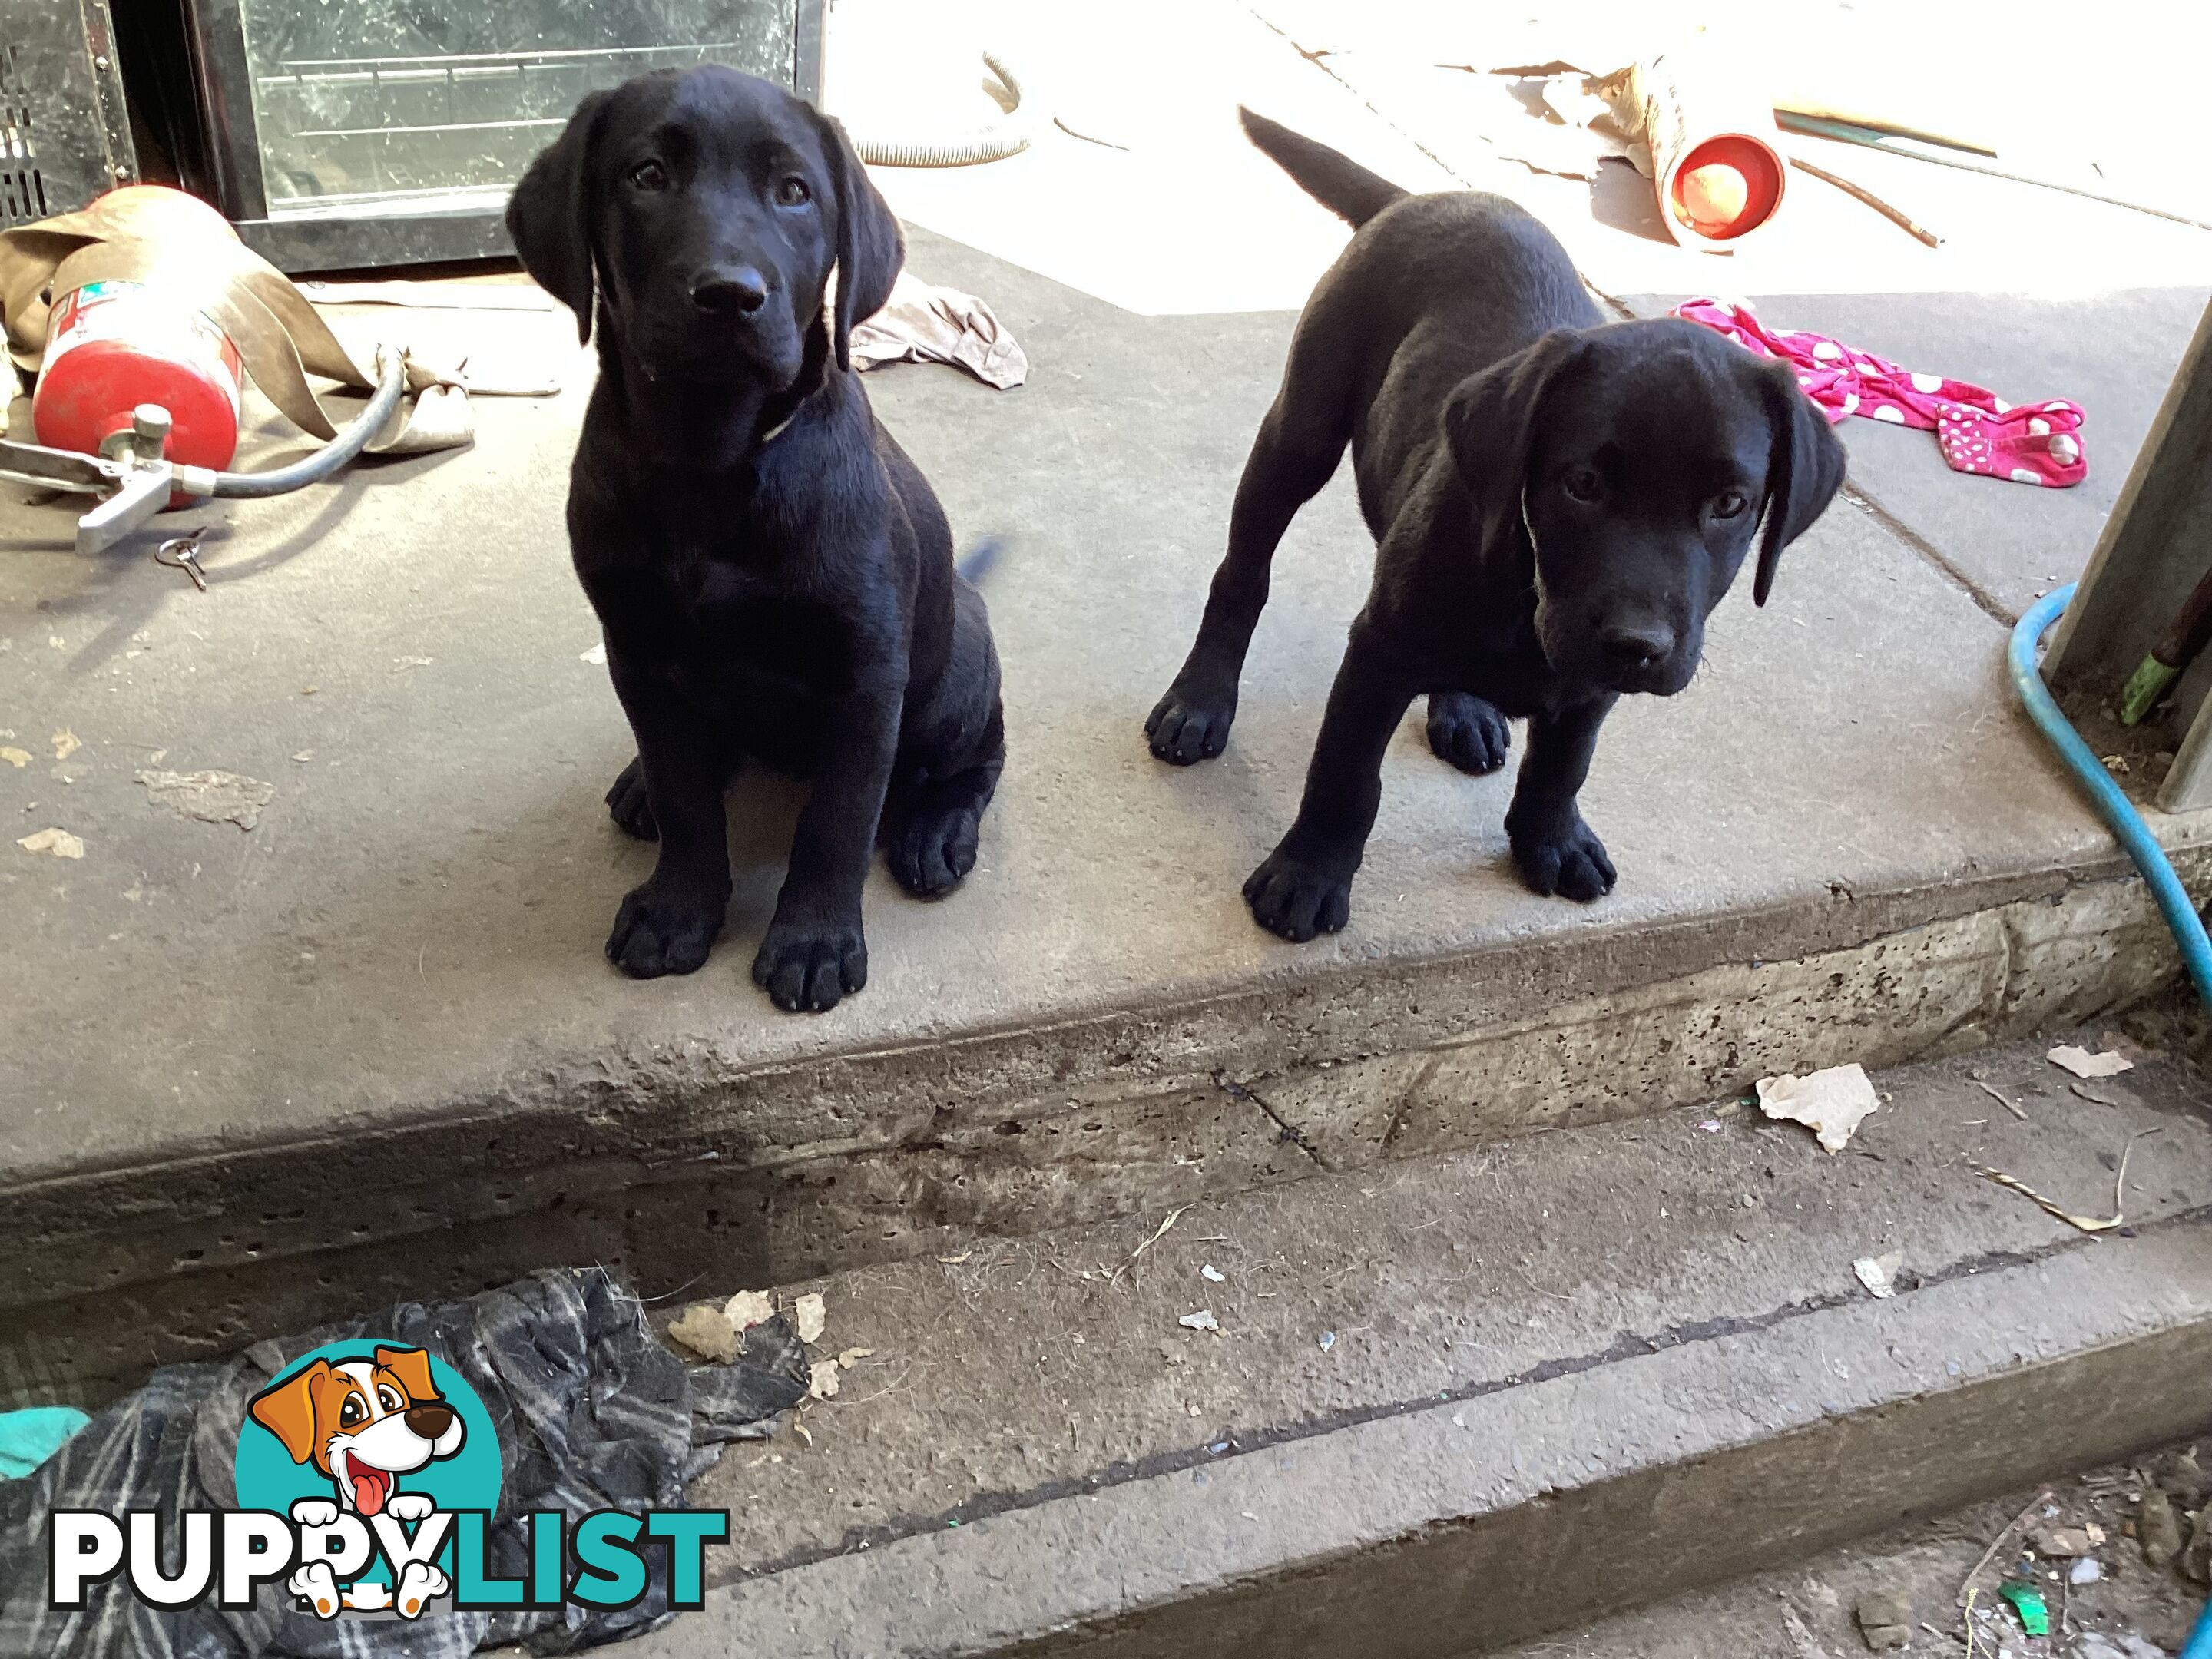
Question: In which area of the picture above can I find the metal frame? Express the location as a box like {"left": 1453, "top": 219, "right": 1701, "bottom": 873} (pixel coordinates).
{"left": 0, "top": 0, "right": 138, "bottom": 225}
{"left": 2045, "top": 293, "right": 2212, "bottom": 811}
{"left": 178, "top": 0, "right": 824, "bottom": 272}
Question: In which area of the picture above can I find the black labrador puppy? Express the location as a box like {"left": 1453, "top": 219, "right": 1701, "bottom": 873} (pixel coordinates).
{"left": 509, "top": 67, "right": 1004, "bottom": 1011}
{"left": 1147, "top": 112, "right": 1845, "bottom": 941}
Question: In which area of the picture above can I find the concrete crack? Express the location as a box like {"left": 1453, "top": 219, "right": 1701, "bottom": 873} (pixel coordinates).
{"left": 1217, "top": 1073, "right": 1331, "bottom": 1171}
{"left": 1839, "top": 481, "right": 2017, "bottom": 627}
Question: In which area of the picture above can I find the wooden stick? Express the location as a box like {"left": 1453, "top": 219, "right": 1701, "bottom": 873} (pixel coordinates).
{"left": 1774, "top": 99, "right": 1997, "bottom": 157}
{"left": 1790, "top": 154, "right": 1944, "bottom": 247}
{"left": 1957, "top": 1487, "right": 2054, "bottom": 1607}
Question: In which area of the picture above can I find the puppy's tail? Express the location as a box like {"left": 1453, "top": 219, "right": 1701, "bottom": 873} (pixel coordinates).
{"left": 956, "top": 536, "right": 1004, "bottom": 585}
{"left": 1239, "top": 108, "right": 1407, "bottom": 227}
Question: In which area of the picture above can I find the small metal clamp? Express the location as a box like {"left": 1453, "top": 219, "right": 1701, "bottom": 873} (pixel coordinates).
{"left": 153, "top": 534, "right": 208, "bottom": 591}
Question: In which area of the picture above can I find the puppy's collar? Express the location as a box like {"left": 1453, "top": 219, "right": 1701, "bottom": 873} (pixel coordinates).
{"left": 758, "top": 409, "right": 798, "bottom": 446}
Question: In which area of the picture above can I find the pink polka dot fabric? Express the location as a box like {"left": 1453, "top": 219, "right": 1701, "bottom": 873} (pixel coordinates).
{"left": 1674, "top": 296, "right": 2087, "bottom": 489}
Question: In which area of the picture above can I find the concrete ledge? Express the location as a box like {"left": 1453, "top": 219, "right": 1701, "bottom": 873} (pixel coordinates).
{"left": 618, "top": 1041, "right": 2212, "bottom": 1657}
{"left": 5, "top": 230, "right": 2201, "bottom": 1401}
{"left": 2, "top": 850, "right": 2189, "bottom": 1402}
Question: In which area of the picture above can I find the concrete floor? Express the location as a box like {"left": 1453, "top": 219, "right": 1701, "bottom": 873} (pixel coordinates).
{"left": 0, "top": 224, "right": 2175, "bottom": 1182}
{"left": 6, "top": 0, "right": 2212, "bottom": 1396}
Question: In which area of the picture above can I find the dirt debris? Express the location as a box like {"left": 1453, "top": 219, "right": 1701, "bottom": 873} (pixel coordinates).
{"left": 723, "top": 1290, "right": 774, "bottom": 1331}
{"left": 2048, "top": 1044, "right": 2134, "bottom": 1079}
{"left": 793, "top": 1292, "right": 827, "bottom": 1345}
{"left": 667, "top": 1303, "right": 739, "bottom": 1363}
{"left": 16, "top": 827, "right": 84, "bottom": 859}
{"left": 1757, "top": 1063, "right": 1880, "bottom": 1152}
{"left": 1853, "top": 1588, "right": 1912, "bottom": 1650}
{"left": 137, "top": 768, "right": 274, "bottom": 830}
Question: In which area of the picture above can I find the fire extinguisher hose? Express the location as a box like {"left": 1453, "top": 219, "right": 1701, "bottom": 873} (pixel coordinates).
{"left": 184, "top": 347, "right": 409, "bottom": 500}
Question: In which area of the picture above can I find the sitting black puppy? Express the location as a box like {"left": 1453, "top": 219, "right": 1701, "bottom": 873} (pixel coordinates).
{"left": 1147, "top": 112, "right": 1846, "bottom": 941}
{"left": 509, "top": 68, "right": 1004, "bottom": 1011}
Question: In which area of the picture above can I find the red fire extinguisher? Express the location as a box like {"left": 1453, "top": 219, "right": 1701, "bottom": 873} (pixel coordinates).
{"left": 30, "top": 187, "right": 247, "bottom": 479}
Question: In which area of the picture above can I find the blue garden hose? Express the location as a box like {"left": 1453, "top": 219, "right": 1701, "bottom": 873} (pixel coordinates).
{"left": 2015, "top": 586, "right": 2212, "bottom": 1658}
{"left": 2011, "top": 584, "right": 2212, "bottom": 1007}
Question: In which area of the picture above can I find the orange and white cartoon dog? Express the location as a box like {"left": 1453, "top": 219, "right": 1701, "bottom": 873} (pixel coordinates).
{"left": 247, "top": 1346, "right": 465, "bottom": 1618}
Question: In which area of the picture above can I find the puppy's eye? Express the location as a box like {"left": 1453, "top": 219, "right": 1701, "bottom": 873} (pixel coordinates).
{"left": 339, "top": 1396, "right": 363, "bottom": 1426}
{"left": 1711, "top": 489, "right": 1750, "bottom": 519}
{"left": 1561, "top": 469, "right": 1603, "bottom": 504}
{"left": 628, "top": 159, "right": 669, "bottom": 192}
{"left": 379, "top": 1386, "right": 404, "bottom": 1412}
{"left": 773, "top": 176, "right": 811, "bottom": 206}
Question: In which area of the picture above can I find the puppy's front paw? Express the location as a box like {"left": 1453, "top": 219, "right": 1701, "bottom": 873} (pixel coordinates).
{"left": 395, "top": 1559, "right": 449, "bottom": 1619}
{"left": 1511, "top": 815, "right": 1617, "bottom": 902}
{"left": 889, "top": 799, "right": 979, "bottom": 898}
{"left": 1145, "top": 677, "right": 1237, "bottom": 766}
{"left": 383, "top": 1492, "right": 435, "bottom": 1525}
{"left": 604, "top": 756, "right": 658, "bottom": 840}
{"left": 1426, "top": 694, "right": 1512, "bottom": 775}
{"left": 290, "top": 1562, "right": 342, "bottom": 1620}
{"left": 606, "top": 876, "right": 726, "bottom": 977}
{"left": 1243, "top": 846, "right": 1354, "bottom": 942}
{"left": 753, "top": 919, "right": 867, "bottom": 1012}
{"left": 290, "top": 1498, "right": 340, "bottom": 1528}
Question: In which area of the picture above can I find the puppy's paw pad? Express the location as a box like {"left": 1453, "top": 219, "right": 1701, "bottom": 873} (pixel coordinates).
{"left": 753, "top": 922, "right": 867, "bottom": 1013}
{"left": 1426, "top": 697, "right": 1512, "bottom": 775}
{"left": 1242, "top": 849, "right": 1354, "bottom": 942}
{"left": 395, "top": 1561, "right": 449, "bottom": 1617}
{"left": 290, "top": 1564, "right": 341, "bottom": 1620}
{"left": 606, "top": 879, "right": 726, "bottom": 977}
{"left": 385, "top": 1493, "right": 435, "bottom": 1524}
{"left": 889, "top": 803, "right": 980, "bottom": 897}
{"left": 1145, "top": 686, "right": 1236, "bottom": 766}
{"left": 1512, "top": 819, "right": 1618, "bottom": 903}
{"left": 604, "top": 757, "right": 659, "bottom": 841}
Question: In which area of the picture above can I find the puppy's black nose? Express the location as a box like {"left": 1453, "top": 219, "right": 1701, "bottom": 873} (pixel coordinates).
{"left": 690, "top": 267, "right": 769, "bottom": 316}
{"left": 1598, "top": 625, "right": 1674, "bottom": 674}
{"left": 405, "top": 1404, "right": 454, "bottom": 1439}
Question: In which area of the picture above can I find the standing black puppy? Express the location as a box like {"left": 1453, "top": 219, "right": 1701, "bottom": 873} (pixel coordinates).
{"left": 1147, "top": 113, "right": 1844, "bottom": 941}
{"left": 510, "top": 68, "right": 1004, "bottom": 1012}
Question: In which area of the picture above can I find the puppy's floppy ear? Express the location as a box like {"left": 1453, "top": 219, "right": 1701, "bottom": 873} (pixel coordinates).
{"left": 1442, "top": 329, "right": 1588, "bottom": 556}
{"left": 810, "top": 109, "right": 903, "bottom": 372}
{"left": 508, "top": 90, "right": 612, "bottom": 346}
{"left": 1752, "top": 359, "right": 1847, "bottom": 606}
{"left": 373, "top": 1346, "right": 442, "bottom": 1405}
{"left": 249, "top": 1360, "right": 330, "bottom": 1465}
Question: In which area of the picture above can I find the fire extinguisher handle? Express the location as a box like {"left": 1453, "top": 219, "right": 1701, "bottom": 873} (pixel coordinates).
{"left": 74, "top": 463, "right": 175, "bottom": 556}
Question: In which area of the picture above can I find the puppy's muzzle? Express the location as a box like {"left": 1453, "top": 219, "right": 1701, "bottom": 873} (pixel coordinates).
{"left": 1597, "top": 624, "right": 1675, "bottom": 680}
{"left": 689, "top": 264, "right": 770, "bottom": 316}
{"left": 405, "top": 1403, "right": 455, "bottom": 1440}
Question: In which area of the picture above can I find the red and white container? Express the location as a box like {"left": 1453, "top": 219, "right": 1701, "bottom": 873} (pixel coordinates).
{"left": 32, "top": 277, "right": 244, "bottom": 472}
{"left": 30, "top": 186, "right": 247, "bottom": 475}
{"left": 1629, "top": 47, "right": 1789, "bottom": 250}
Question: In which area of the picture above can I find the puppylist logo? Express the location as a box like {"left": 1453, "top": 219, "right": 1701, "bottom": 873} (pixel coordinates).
{"left": 49, "top": 1340, "right": 727, "bottom": 1621}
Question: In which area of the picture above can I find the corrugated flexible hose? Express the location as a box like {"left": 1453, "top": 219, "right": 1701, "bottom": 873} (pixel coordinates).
{"left": 845, "top": 52, "right": 1031, "bottom": 167}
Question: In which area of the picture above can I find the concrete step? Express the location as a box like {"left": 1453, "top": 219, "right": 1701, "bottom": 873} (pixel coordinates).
{"left": 610, "top": 1035, "right": 2212, "bottom": 1658}
{"left": 3, "top": 226, "right": 2204, "bottom": 1403}
{"left": 1482, "top": 1452, "right": 2207, "bottom": 1658}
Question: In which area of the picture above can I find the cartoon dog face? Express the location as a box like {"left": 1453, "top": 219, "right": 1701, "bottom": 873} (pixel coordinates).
{"left": 247, "top": 1346, "right": 465, "bottom": 1518}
